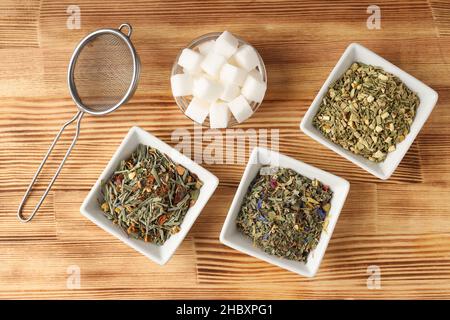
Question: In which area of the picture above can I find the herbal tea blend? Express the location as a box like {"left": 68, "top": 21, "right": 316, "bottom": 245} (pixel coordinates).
{"left": 100, "top": 144, "right": 203, "bottom": 245}
{"left": 313, "top": 62, "right": 420, "bottom": 162}
{"left": 236, "top": 167, "right": 333, "bottom": 262}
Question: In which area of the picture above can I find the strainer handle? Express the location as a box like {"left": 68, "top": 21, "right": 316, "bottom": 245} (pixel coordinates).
{"left": 17, "top": 111, "right": 84, "bottom": 223}
{"left": 118, "top": 23, "right": 132, "bottom": 37}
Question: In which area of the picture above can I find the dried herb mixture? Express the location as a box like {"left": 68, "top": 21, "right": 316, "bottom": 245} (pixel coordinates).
{"left": 236, "top": 166, "right": 333, "bottom": 262}
{"left": 313, "top": 62, "right": 420, "bottom": 162}
{"left": 100, "top": 144, "right": 203, "bottom": 245}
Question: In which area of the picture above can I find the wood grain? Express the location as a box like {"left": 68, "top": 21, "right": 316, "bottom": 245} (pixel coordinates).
{"left": 430, "top": 0, "right": 450, "bottom": 36}
{"left": 1, "top": 0, "right": 450, "bottom": 299}
{"left": 0, "top": 0, "right": 41, "bottom": 48}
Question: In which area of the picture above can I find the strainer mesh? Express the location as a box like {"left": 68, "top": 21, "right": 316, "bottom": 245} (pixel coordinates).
{"left": 73, "top": 33, "right": 134, "bottom": 112}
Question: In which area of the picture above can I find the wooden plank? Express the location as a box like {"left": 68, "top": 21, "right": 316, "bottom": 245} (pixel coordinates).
{"left": 0, "top": 239, "right": 197, "bottom": 297}
{"left": 0, "top": 192, "right": 57, "bottom": 240}
{"left": 195, "top": 233, "right": 450, "bottom": 293}
{"left": 37, "top": 39, "right": 449, "bottom": 97}
{"left": 430, "top": 0, "right": 450, "bottom": 36}
{"left": 0, "top": 99, "right": 424, "bottom": 189}
{"left": 0, "top": 0, "right": 40, "bottom": 48}
{"left": 195, "top": 184, "right": 378, "bottom": 284}
{"left": 1, "top": 0, "right": 450, "bottom": 300}
{"left": 419, "top": 88, "right": 450, "bottom": 183}
{"left": 0, "top": 49, "right": 45, "bottom": 97}
{"left": 377, "top": 184, "right": 450, "bottom": 232}
{"left": 38, "top": 0, "right": 435, "bottom": 25}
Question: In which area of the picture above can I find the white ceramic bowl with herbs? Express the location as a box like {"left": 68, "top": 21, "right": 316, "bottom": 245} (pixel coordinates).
{"left": 220, "top": 147, "right": 350, "bottom": 277}
{"left": 80, "top": 126, "right": 219, "bottom": 265}
{"left": 300, "top": 43, "right": 438, "bottom": 180}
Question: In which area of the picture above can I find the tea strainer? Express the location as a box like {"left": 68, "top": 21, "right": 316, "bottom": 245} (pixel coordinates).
{"left": 17, "top": 23, "right": 140, "bottom": 222}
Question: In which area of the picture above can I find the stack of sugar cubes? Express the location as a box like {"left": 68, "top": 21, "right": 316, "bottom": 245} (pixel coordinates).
{"left": 171, "top": 31, "right": 267, "bottom": 128}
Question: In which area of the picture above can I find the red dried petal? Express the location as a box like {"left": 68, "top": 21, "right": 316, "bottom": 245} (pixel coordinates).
{"left": 114, "top": 174, "right": 124, "bottom": 186}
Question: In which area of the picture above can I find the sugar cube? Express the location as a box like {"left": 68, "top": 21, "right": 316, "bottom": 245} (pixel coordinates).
{"left": 228, "top": 95, "right": 253, "bottom": 123}
{"left": 185, "top": 97, "right": 210, "bottom": 124}
{"left": 220, "top": 83, "right": 240, "bottom": 102}
{"left": 178, "top": 48, "right": 203, "bottom": 74}
{"left": 241, "top": 75, "right": 266, "bottom": 103}
{"left": 193, "top": 76, "right": 223, "bottom": 102}
{"left": 197, "top": 40, "right": 215, "bottom": 56}
{"left": 220, "top": 63, "right": 247, "bottom": 87}
{"left": 209, "top": 102, "right": 230, "bottom": 129}
{"left": 183, "top": 67, "right": 201, "bottom": 75}
{"left": 247, "top": 68, "right": 263, "bottom": 82}
{"left": 193, "top": 73, "right": 218, "bottom": 84}
{"left": 171, "top": 73, "right": 193, "bottom": 97}
{"left": 227, "top": 56, "right": 239, "bottom": 66}
{"left": 214, "top": 31, "right": 239, "bottom": 59}
{"left": 233, "top": 45, "right": 259, "bottom": 71}
{"left": 200, "top": 52, "right": 227, "bottom": 77}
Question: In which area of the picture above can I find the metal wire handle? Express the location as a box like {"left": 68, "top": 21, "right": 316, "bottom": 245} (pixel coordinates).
{"left": 17, "top": 23, "right": 139, "bottom": 223}
{"left": 17, "top": 111, "right": 84, "bottom": 222}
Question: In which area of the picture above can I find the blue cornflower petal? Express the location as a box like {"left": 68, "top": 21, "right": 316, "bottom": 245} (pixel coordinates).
{"left": 257, "top": 214, "right": 268, "bottom": 223}
{"left": 317, "top": 207, "right": 326, "bottom": 220}
{"left": 257, "top": 198, "right": 263, "bottom": 210}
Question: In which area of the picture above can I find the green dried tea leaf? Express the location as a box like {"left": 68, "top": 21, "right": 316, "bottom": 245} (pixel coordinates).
{"left": 313, "top": 62, "right": 420, "bottom": 162}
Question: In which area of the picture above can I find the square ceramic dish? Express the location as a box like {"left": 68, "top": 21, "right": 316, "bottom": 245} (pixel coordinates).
{"left": 80, "top": 126, "right": 219, "bottom": 265}
{"left": 219, "top": 147, "right": 350, "bottom": 277}
{"left": 300, "top": 43, "right": 438, "bottom": 180}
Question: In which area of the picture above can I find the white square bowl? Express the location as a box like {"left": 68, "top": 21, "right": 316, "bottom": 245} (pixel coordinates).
{"left": 80, "top": 126, "right": 219, "bottom": 265}
{"left": 219, "top": 147, "right": 350, "bottom": 277}
{"left": 300, "top": 43, "right": 438, "bottom": 180}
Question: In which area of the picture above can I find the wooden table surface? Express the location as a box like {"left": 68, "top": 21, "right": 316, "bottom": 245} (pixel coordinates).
{"left": 1, "top": 0, "right": 450, "bottom": 299}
